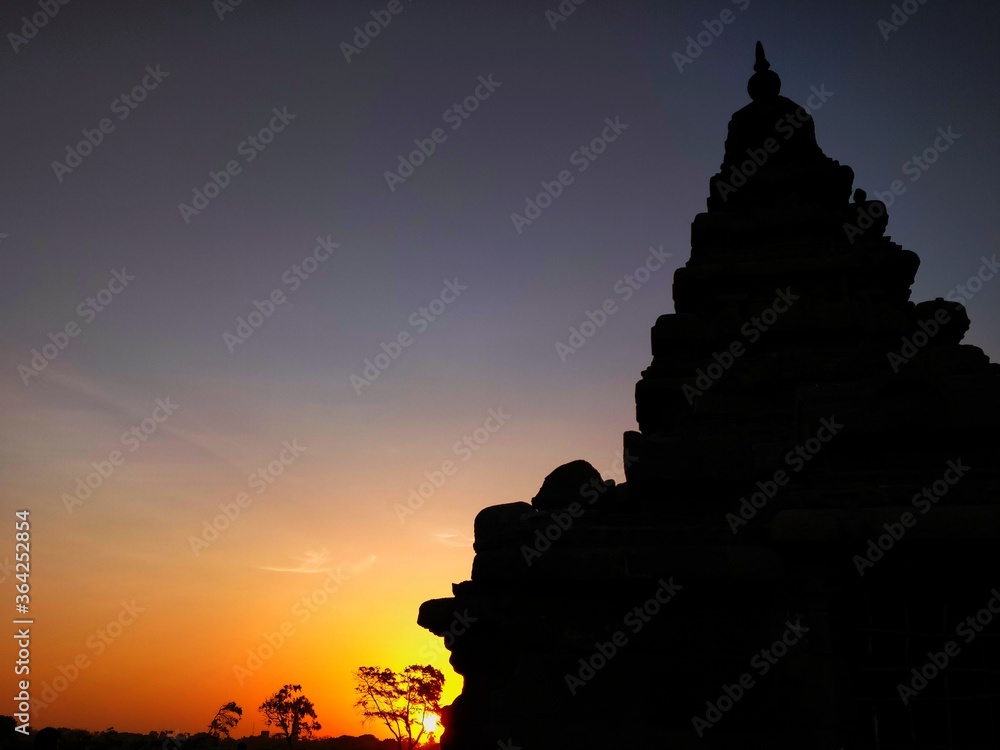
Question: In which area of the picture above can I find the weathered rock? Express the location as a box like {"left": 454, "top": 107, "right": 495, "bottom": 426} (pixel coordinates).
{"left": 530, "top": 459, "right": 602, "bottom": 510}
{"left": 472, "top": 502, "right": 535, "bottom": 551}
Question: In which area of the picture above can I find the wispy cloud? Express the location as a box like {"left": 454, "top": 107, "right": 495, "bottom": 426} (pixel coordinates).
{"left": 0, "top": 352, "right": 243, "bottom": 471}
{"left": 260, "top": 550, "right": 377, "bottom": 574}
{"left": 433, "top": 531, "right": 474, "bottom": 548}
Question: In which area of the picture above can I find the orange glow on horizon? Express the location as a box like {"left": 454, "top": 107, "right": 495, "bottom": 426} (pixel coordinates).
{"left": 2, "top": 361, "right": 629, "bottom": 737}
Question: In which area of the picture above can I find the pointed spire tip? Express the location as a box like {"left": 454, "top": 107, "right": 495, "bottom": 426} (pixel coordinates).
{"left": 754, "top": 42, "right": 770, "bottom": 73}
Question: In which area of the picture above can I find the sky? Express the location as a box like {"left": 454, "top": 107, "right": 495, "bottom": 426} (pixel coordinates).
{"left": 1, "top": 0, "right": 998, "bottom": 738}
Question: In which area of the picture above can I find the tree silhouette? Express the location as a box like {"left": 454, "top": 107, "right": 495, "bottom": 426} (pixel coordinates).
{"left": 354, "top": 664, "right": 444, "bottom": 749}
{"left": 207, "top": 700, "right": 243, "bottom": 739}
{"left": 258, "top": 684, "right": 321, "bottom": 748}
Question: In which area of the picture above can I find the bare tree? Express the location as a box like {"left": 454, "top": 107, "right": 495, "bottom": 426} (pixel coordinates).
{"left": 354, "top": 665, "right": 444, "bottom": 749}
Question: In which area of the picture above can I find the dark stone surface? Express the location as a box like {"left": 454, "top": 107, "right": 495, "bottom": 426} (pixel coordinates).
{"left": 530, "top": 459, "right": 602, "bottom": 510}
{"left": 418, "top": 43, "right": 1000, "bottom": 749}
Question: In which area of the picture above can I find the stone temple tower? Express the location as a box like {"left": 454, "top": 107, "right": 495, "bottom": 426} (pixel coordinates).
{"left": 419, "top": 43, "right": 1000, "bottom": 749}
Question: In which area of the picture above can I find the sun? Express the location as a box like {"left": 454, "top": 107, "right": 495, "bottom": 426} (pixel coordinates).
{"left": 422, "top": 712, "right": 440, "bottom": 734}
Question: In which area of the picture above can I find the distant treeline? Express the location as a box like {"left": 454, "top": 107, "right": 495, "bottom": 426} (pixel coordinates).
{"left": 1, "top": 723, "right": 440, "bottom": 750}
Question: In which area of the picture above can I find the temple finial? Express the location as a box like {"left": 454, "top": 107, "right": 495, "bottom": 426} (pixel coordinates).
{"left": 748, "top": 41, "right": 781, "bottom": 101}
{"left": 754, "top": 41, "right": 770, "bottom": 72}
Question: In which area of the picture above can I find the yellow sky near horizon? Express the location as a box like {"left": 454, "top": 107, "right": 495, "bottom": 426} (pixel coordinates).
{"left": 1, "top": 356, "right": 634, "bottom": 737}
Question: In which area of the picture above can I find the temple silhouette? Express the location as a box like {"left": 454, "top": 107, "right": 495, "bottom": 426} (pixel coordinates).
{"left": 419, "top": 44, "right": 1000, "bottom": 749}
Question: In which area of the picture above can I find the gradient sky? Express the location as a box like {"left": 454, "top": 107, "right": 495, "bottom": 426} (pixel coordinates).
{"left": 1, "top": 0, "right": 998, "bottom": 737}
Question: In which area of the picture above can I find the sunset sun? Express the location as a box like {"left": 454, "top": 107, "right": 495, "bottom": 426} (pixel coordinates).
{"left": 422, "top": 712, "right": 440, "bottom": 735}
